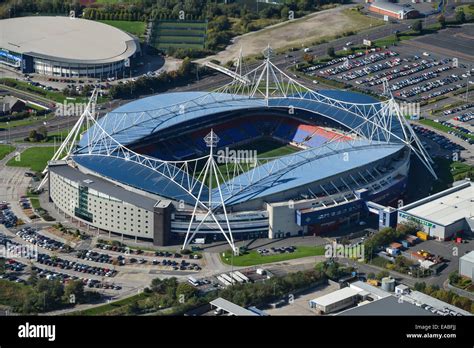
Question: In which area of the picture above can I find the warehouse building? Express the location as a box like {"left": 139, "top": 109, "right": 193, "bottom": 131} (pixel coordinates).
{"left": 309, "top": 287, "right": 362, "bottom": 314}
{"left": 397, "top": 181, "right": 474, "bottom": 241}
{"left": 460, "top": 251, "right": 474, "bottom": 280}
{"left": 337, "top": 295, "right": 435, "bottom": 316}
{"left": 368, "top": 1, "right": 420, "bottom": 19}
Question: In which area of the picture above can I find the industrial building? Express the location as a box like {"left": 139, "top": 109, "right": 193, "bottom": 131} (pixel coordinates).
{"left": 459, "top": 251, "right": 474, "bottom": 280}
{"left": 368, "top": 1, "right": 420, "bottom": 19}
{"left": 397, "top": 181, "right": 474, "bottom": 241}
{"left": 309, "top": 287, "right": 362, "bottom": 314}
{"left": 337, "top": 295, "right": 435, "bottom": 316}
{"left": 209, "top": 297, "right": 259, "bottom": 316}
{"left": 0, "top": 16, "right": 140, "bottom": 78}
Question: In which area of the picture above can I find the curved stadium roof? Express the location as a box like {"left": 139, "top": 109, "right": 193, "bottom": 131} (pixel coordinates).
{"left": 0, "top": 16, "right": 138, "bottom": 64}
{"left": 74, "top": 91, "right": 406, "bottom": 206}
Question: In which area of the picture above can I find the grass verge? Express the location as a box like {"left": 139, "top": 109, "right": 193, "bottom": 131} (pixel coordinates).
{"left": 220, "top": 245, "right": 325, "bottom": 267}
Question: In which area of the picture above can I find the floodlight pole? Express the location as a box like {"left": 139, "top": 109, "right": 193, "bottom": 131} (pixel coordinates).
{"left": 181, "top": 130, "right": 237, "bottom": 253}
{"left": 37, "top": 88, "right": 98, "bottom": 190}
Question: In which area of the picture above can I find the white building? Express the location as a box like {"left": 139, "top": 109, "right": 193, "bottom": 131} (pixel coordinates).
{"left": 309, "top": 287, "right": 361, "bottom": 313}
{"left": 398, "top": 181, "right": 474, "bottom": 241}
{"left": 460, "top": 251, "right": 474, "bottom": 280}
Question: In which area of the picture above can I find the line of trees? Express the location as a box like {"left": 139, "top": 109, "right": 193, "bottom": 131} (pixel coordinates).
{"left": 363, "top": 222, "right": 420, "bottom": 259}
{"left": 109, "top": 57, "right": 197, "bottom": 99}
{"left": 414, "top": 281, "right": 474, "bottom": 314}
{"left": 0, "top": 273, "right": 99, "bottom": 314}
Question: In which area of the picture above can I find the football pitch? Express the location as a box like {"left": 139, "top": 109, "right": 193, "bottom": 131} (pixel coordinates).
{"left": 196, "top": 138, "right": 299, "bottom": 184}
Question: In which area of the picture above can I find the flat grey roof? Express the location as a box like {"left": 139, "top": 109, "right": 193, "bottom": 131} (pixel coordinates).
{"left": 49, "top": 163, "right": 160, "bottom": 211}
{"left": 210, "top": 297, "right": 258, "bottom": 316}
{"left": 461, "top": 250, "right": 474, "bottom": 264}
{"left": 349, "top": 281, "right": 392, "bottom": 299}
{"left": 310, "top": 287, "right": 360, "bottom": 306}
{"left": 337, "top": 296, "right": 435, "bottom": 316}
{"left": 0, "top": 16, "right": 138, "bottom": 64}
{"left": 401, "top": 182, "right": 474, "bottom": 226}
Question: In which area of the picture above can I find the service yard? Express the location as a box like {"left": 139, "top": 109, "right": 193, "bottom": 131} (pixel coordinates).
{"left": 198, "top": 6, "right": 384, "bottom": 64}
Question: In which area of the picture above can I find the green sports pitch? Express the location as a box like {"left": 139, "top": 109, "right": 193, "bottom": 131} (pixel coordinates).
{"left": 196, "top": 138, "right": 300, "bottom": 184}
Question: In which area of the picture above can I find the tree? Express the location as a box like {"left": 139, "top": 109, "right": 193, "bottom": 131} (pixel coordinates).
{"left": 126, "top": 301, "right": 140, "bottom": 315}
{"left": 412, "top": 20, "right": 423, "bottom": 33}
{"left": 456, "top": 10, "right": 466, "bottom": 23}
{"left": 28, "top": 130, "right": 38, "bottom": 142}
{"left": 438, "top": 14, "right": 446, "bottom": 28}
{"left": 37, "top": 126, "right": 48, "bottom": 141}
{"left": 63, "top": 280, "right": 85, "bottom": 304}
{"left": 448, "top": 271, "right": 461, "bottom": 285}
{"left": 27, "top": 269, "right": 38, "bottom": 286}
{"left": 414, "top": 282, "right": 426, "bottom": 292}
{"left": 176, "top": 283, "right": 198, "bottom": 302}
{"left": 327, "top": 46, "right": 336, "bottom": 58}
{"left": 303, "top": 53, "right": 314, "bottom": 64}
{"left": 375, "top": 270, "right": 389, "bottom": 280}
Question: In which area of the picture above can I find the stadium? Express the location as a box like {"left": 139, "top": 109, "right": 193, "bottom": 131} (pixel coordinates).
{"left": 45, "top": 54, "right": 435, "bottom": 250}
{"left": 0, "top": 16, "right": 140, "bottom": 78}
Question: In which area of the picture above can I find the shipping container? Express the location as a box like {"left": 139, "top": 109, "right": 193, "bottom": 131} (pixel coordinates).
{"left": 390, "top": 242, "right": 403, "bottom": 250}
{"left": 367, "top": 279, "right": 379, "bottom": 286}
{"left": 416, "top": 231, "right": 429, "bottom": 241}
{"left": 386, "top": 247, "right": 400, "bottom": 256}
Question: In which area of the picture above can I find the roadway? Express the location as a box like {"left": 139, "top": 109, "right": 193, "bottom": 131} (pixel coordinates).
{"left": 1, "top": 6, "right": 458, "bottom": 141}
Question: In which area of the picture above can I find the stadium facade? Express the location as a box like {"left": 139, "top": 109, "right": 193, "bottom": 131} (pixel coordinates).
{"left": 0, "top": 16, "right": 140, "bottom": 78}
{"left": 45, "top": 56, "right": 434, "bottom": 250}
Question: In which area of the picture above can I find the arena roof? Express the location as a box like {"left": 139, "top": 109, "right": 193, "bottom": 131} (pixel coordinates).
{"left": 220, "top": 141, "right": 404, "bottom": 205}
{"left": 73, "top": 90, "right": 410, "bottom": 205}
{"left": 0, "top": 16, "right": 138, "bottom": 64}
{"left": 78, "top": 90, "right": 404, "bottom": 152}
{"left": 72, "top": 140, "right": 404, "bottom": 206}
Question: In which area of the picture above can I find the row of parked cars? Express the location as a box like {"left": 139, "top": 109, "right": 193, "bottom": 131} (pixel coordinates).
{"left": 0, "top": 203, "right": 17, "bottom": 228}
{"left": 320, "top": 50, "right": 398, "bottom": 76}
{"left": 358, "top": 58, "right": 448, "bottom": 87}
{"left": 257, "top": 246, "right": 296, "bottom": 255}
{"left": 302, "top": 51, "right": 366, "bottom": 74}
{"left": 339, "top": 57, "right": 401, "bottom": 81}
{"left": 443, "top": 103, "right": 474, "bottom": 116}
{"left": 418, "top": 303, "right": 462, "bottom": 316}
{"left": 16, "top": 227, "right": 71, "bottom": 252}
{"left": 77, "top": 250, "right": 113, "bottom": 264}
{"left": 19, "top": 197, "right": 31, "bottom": 210}
{"left": 418, "top": 82, "right": 466, "bottom": 103}
{"left": 453, "top": 111, "right": 474, "bottom": 123}
{"left": 413, "top": 125, "right": 465, "bottom": 152}
{"left": 31, "top": 266, "right": 121, "bottom": 290}
{"left": 392, "top": 65, "right": 453, "bottom": 92}
{"left": 159, "top": 259, "right": 201, "bottom": 271}
{"left": 36, "top": 253, "right": 117, "bottom": 277}
{"left": 0, "top": 257, "right": 26, "bottom": 283}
